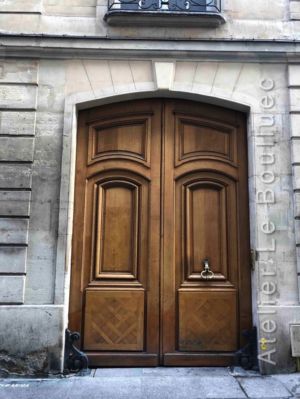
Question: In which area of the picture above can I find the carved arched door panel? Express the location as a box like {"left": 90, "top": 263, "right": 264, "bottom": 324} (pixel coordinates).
{"left": 69, "top": 98, "right": 252, "bottom": 366}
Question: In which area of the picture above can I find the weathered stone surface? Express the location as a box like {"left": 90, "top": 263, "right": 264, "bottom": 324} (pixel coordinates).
{"left": 290, "top": 323, "right": 300, "bottom": 356}
{"left": 1, "top": 370, "right": 300, "bottom": 399}
{"left": 26, "top": 231, "right": 57, "bottom": 304}
{"left": 76, "top": 375, "right": 245, "bottom": 399}
{"left": 288, "top": 64, "right": 300, "bottom": 86}
{"left": 39, "top": 15, "right": 103, "bottom": 35}
{"left": 154, "top": 62, "right": 175, "bottom": 90}
{"left": 257, "top": 306, "right": 300, "bottom": 374}
{"left": 0, "top": 0, "right": 41, "bottom": 13}
{"left": 274, "top": 373, "right": 300, "bottom": 397}
{"left": 226, "top": 0, "right": 285, "bottom": 20}
{"left": 0, "top": 165, "right": 32, "bottom": 188}
{"left": 0, "top": 0, "right": 295, "bottom": 39}
{"left": 0, "top": 14, "right": 40, "bottom": 33}
{"left": 0, "top": 306, "right": 64, "bottom": 374}
{"left": 293, "top": 165, "right": 300, "bottom": 189}
{"left": 0, "top": 138, "right": 34, "bottom": 162}
{"left": 0, "top": 218, "right": 29, "bottom": 244}
{"left": 35, "top": 112, "right": 63, "bottom": 137}
{"left": 237, "top": 376, "right": 291, "bottom": 398}
{"left": 294, "top": 192, "right": 300, "bottom": 218}
{"left": 0, "top": 276, "right": 25, "bottom": 303}
{"left": 0, "top": 191, "right": 31, "bottom": 216}
{"left": 43, "top": 0, "right": 96, "bottom": 17}
{"left": 290, "top": 1, "right": 300, "bottom": 20}
{"left": 294, "top": 219, "right": 300, "bottom": 244}
{"left": 289, "top": 89, "right": 300, "bottom": 112}
{"left": 0, "top": 85, "right": 37, "bottom": 109}
{"left": 24, "top": 60, "right": 66, "bottom": 305}
{"left": 0, "top": 61, "right": 38, "bottom": 84}
{"left": 65, "top": 59, "right": 154, "bottom": 96}
{"left": 0, "top": 350, "right": 48, "bottom": 378}
{"left": 0, "top": 111, "right": 36, "bottom": 136}
{"left": 290, "top": 113, "right": 300, "bottom": 138}
{"left": 0, "top": 247, "right": 27, "bottom": 274}
{"left": 291, "top": 139, "right": 300, "bottom": 164}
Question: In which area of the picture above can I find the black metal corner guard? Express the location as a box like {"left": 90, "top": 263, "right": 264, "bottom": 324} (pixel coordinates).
{"left": 234, "top": 327, "right": 259, "bottom": 370}
{"left": 64, "top": 329, "right": 89, "bottom": 375}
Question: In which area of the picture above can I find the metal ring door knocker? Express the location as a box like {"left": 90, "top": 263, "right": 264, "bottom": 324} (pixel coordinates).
{"left": 200, "top": 258, "right": 215, "bottom": 279}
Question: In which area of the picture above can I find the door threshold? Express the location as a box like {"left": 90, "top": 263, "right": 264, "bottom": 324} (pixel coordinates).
{"left": 91, "top": 366, "right": 240, "bottom": 378}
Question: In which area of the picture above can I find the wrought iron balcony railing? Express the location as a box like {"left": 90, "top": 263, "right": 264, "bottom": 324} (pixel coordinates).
{"left": 108, "top": 0, "right": 221, "bottom": 13}
{"left": 104, "top": 0, "right": 225, "bottom": 26}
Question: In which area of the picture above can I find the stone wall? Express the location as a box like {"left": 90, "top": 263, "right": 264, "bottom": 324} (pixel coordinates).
{"left": 0, "top": 0, "right": 297, "bottom": 39}
{"left": 0, "top": 56, "right": 299, "bottom": 374}
{"left": 289, "top": 64, "right": 300, "bottom": 309}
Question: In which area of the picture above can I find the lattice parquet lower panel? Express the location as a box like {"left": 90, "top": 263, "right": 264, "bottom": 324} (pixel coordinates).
{"left": 179, "top": 290, "right": 237, "bottom": 352}
{"left": 83, "top": 290, "right": 145, "bottom": 351}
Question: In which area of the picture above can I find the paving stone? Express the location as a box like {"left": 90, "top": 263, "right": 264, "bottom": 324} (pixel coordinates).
{"left": 94, "top": 368, "right": 144, "bottom": 377}
{"left": 1, "top": 371, "right": 300, "bottom": 399}
{"left": 0, "top": 380, "right": 73, "bottom": 399}
{"left": 197, "top": 376, "right": 246, "bottom": 398}
{"left": 94, "top": 367, "right": 230, "bottom": 378}
{"left": 229, "top": 367, "right": 261, "bottom": 378}
{"left": 273, "top": 374, "right": 300, "bottom": 397}
{"left": 237, "top": 376, "right": 292, "bottom": 398}
{"left": 145, "top": 367, "right": 231, "bottom": 377}
{"left": 71, "top": 377, "right": 143, "bottom": 399}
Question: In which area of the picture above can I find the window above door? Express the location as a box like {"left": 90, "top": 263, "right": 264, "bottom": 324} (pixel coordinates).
{"left": 104, "top": 0, "right": 225, "bottom": 27}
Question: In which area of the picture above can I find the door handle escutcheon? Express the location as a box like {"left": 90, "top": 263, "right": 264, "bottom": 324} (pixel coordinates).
{"left": 200, "top": 258, "right": 214, "bottom": 280}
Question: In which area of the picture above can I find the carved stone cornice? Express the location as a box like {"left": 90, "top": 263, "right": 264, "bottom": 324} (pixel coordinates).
{"left": 1, "top": 34, "right": 300, "bottom": 61}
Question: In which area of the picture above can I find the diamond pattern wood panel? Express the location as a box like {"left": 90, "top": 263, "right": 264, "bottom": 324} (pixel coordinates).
{"left": 83, "top": 290, "right": 145, "bottom": 351}
{"left": 178, "top": 290, "right": 237, "bottom": 352}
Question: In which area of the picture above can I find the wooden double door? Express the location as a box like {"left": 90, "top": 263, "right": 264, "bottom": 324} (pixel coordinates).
{"left": 69, "top": 98, "right": 252, "bottom": 367}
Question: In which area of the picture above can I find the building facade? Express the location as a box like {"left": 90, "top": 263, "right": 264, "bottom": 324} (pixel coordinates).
{"left": 0, "top": 0, "right": 300, "bottom": 376}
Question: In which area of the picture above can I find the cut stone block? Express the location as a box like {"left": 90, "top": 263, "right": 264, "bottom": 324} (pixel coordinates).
{"left": 290, "top": 1, "right": 300, "bottom": 20}
{"left": 0, "top": 276, "right": 25, "bottom": 304}
{"left": 0, "top": 218, "right": 29, "bottom": 244}
{"left": 0, "top": 60, "right": 38, "bottom": 84}
{"left": 0, "top": 191, "right": 31, "bottom": 216}
{"left": 0, "top": 137, "right": 34, "bottom": 162}
{"left": 237, "top": 377, "right": 291, "bottom": 398}
{"left": 293, "top": 165, "right": 300, "bottom": 190}
{"left": 0, "top": 247, "right": 27, "bottom": 274}
{"left": 292, "top": 139, "right": 300, "bottom": 164}
{"left": 290, "top": 114, "right": 300, "bottom": 138}
{"left": 289, "top": 89, "right": 300, "bottom": 112}
{"left": 0, "top": 111, "right": 36, "bottom": 136}
{"left": 288, "top": 64, "right": 300, "bottom": 86}
{"left": 290, "top": 324, "right": 300, "bottom": 357}
{"left": 0, "top": 0, "right": 41, "bottom": 13}
{"left": 0, "top": 85, "right": 37, "bottom": 109}
{"left": 0, "top": 164, "right": 32, "bottom": 188}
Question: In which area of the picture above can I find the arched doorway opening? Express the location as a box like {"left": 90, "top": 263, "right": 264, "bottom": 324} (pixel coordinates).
{"left": 68, "top": 98, "right": 252, "bottom": 367}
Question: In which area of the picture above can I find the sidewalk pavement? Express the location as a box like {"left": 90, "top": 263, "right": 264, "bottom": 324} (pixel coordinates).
{"left": 0, "top": 367, "right": 300, "bottom": 399}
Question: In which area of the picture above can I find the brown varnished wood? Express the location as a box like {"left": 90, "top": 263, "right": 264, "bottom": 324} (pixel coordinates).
{"left": 163, "top": 353, "right": 235, "bottom": 367}
{"left": 69, "top": 99, "right": 162, "bottom": 366}
{"left": 161, "top": 99, "right": 251, "bottom": 365}
{"left": 84, "top": 289, "right": 145, "bottom": 351}
{"left": 178, "top": 289, "right": 237, "bottom": 351}
{"left": 69, "top": 98, "right": 252, "bottom": 367}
